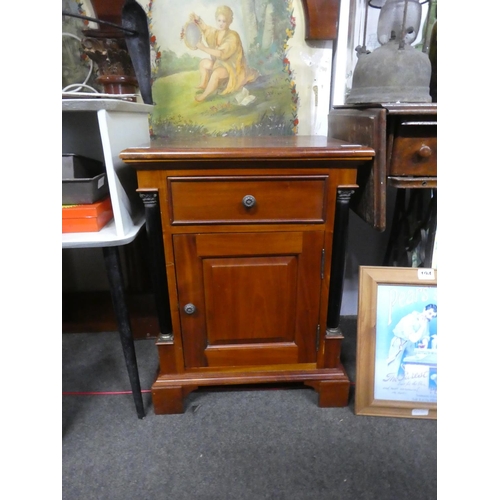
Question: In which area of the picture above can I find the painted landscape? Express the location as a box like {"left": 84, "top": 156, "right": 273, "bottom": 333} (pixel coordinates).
{"left": 146, "top": 0, "right": 299, "bottom": 138}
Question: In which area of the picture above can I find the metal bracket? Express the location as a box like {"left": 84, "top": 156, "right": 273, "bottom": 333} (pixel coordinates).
{"left": 158, "top": 332, "right": 174, "bottom": 343}
{"left": 326, "top": 327, "right": 343, "bottom": 338}
{"left": 320, "top": 249, "right": 325, "bottom": 280}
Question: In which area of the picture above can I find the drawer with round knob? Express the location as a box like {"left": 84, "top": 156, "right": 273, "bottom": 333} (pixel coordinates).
{"left": 167, "top": 175, "right": 328, "bottom": 225}
{"left": 388, "top": 121, "right": 437, "bottom": 177}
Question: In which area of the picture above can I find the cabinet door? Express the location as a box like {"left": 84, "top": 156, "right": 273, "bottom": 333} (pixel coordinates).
{"left": 173, "top": 231, "right": 324, "bottom": 369}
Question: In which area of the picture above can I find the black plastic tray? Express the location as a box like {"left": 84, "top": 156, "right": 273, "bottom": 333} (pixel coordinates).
{"left": 62, "top": 154, "right": 109, "bottom": 205}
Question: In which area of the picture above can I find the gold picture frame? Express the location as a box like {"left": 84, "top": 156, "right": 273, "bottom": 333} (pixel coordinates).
{"left": 355, "top": 266, "right": 437, "bottom": 419}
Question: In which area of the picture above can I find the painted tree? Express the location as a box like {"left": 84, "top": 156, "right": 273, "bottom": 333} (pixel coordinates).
{"left": 241, "top": 0, "right": 259, "bottom": 46}
{"left": 261, "top": 2, "right": 275, "bottom": 50}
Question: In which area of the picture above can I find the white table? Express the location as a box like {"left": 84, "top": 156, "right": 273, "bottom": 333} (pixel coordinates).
{"left": 62, "top": 99, "right": 153, "bottom": 418}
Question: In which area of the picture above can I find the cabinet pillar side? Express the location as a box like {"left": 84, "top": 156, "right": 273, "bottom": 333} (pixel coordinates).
{"left": 137, "top": 170, "right": 185, "bottom": 375}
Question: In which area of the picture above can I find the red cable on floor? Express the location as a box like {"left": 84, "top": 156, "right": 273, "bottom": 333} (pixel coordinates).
{"left": 63, "top": 390, "right": 152, "bottom": 395}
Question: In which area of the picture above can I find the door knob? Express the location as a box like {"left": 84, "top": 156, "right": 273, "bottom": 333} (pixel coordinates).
{"left": 183, "top": 303, "right": 197, "bottom": 315}
{"left": 418, "top": 144, "right": 432, "bottom": 158}
{"left": 242, "top": 195, "right": 256, "bottom": 208}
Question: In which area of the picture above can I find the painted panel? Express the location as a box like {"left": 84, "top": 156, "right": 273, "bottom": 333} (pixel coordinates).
{"left": 140, "top": 0, "right": 333, "bottom": 137}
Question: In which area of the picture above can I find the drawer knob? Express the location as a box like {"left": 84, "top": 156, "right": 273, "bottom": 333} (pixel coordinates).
{"left": 242, "top": 195, "right": 256, "bottom": 208}
{"left": 183, "top": 303, "right": 197, "bottom": 315}
{"left": 418, "top": 145, "right": 432, "bottom": 158}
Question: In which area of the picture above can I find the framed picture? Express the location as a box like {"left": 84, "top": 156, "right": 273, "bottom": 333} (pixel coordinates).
{"left": 355, "top": 266, "right": 437, "bottom": 419}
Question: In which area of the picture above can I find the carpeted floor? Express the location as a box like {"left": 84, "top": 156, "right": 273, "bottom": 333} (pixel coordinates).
{"left": 62, "top": 317, "right": 437, "bottom": 500}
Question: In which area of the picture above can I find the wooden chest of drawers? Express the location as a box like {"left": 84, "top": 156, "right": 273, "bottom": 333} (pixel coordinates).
{"left": 389, "top": 118, "right": 437, "bottom": 177}
{"left": 120, "top": 136, "right": 374, "bottom": 414}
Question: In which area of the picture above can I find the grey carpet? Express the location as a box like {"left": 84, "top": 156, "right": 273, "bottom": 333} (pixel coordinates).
{"left": 62, "top": 317, "right": 436, "bottom": 500}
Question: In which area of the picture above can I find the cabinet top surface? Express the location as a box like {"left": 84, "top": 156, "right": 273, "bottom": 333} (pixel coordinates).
{"left": 120, "top": 135, "right": 375, "bottom": 164}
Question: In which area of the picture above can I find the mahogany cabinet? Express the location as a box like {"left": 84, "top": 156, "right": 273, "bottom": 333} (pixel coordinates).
{"left": 120, "top": 136, "right": 374, "bottom": 414}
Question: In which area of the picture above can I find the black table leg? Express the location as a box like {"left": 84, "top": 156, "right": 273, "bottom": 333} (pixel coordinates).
{"left": 423, "top": 190, "right": 437, "bottom": 268}
{"left": 102, "top": 245, "right": 145, "bottom": 419}
{"left": 326, "top": 188, "right": 355, "bottom": 336}
{"left": 383, "top": 188, "right": 407, "bottom": 266}
{"left": 384, "top": 188, "right": 437, "bottom": 268}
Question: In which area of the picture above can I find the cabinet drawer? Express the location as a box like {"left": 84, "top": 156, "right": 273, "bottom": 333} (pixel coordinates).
{"left": 389, "top": 121, "right": 437, "bottom": 177}
{"left": 168, "top": 175, "right": 328, "bottom": 224}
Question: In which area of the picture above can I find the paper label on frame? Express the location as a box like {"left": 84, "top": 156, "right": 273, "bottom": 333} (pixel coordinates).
{"left": 418, "top": 269, "right": 435, "bottom": 280}
{"left": 412, "top": 409, "right": 429, "bottom": 416}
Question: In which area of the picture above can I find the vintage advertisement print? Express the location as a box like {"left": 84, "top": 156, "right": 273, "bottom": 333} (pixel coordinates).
{"left": 374, "top": 284, "right": 437, "bottom": 404}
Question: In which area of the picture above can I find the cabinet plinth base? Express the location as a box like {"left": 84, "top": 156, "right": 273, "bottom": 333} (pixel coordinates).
{"left": 151, "top": 365, "right": 350, "bottom": 414}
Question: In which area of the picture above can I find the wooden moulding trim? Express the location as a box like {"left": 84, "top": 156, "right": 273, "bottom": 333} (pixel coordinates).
{"left": 121, "top": 155, "right": 375, "bottom": 165}
{"left": 387, "top": 177, "right": 437, "bottom": 189}
{"left": 120, "top": 150, "right": 375, "bottom": 162}
{"left": 153, "top": 366, "right": 349, "bottom": 387}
